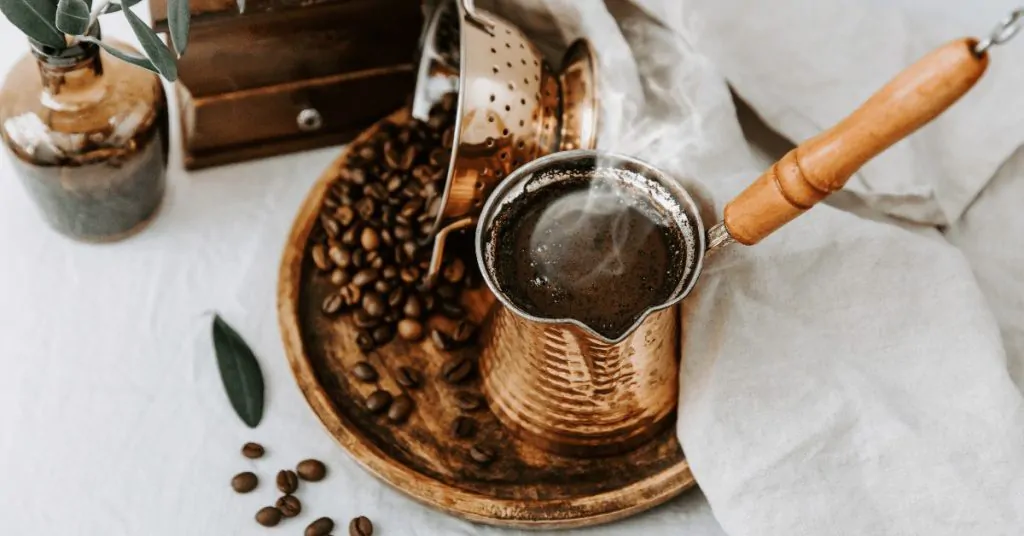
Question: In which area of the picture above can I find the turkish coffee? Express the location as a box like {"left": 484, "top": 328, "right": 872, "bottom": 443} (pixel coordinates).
{"left": 491, "top": 168, "right": 688, "bottom": 340}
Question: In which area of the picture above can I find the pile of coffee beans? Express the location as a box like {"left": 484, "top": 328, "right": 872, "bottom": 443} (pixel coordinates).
{"left": 311, "top": 94, "right": 481, "bottom": 353}
{"left": 230, "top": 441, "right": 376, "bottom": 533}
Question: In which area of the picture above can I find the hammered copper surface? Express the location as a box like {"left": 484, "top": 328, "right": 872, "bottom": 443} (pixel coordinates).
{"left": 480, "top": 304, "right": 679, "bottom": 457}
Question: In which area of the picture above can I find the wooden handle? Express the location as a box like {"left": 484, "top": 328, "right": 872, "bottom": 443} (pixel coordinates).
{"left": 723, "top": 38, "right": 989, "bottom": 245}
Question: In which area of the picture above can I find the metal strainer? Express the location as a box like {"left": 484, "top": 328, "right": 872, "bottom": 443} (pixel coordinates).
{"left": 412, "top": 0, "right": 600, "bottom": 276}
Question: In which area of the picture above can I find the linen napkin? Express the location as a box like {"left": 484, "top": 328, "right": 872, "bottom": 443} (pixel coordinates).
{"left": 498, "top": 0, "right": 1024, "bottom": 535}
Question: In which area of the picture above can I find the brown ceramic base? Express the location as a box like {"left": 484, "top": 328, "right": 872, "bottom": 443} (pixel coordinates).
{"left": 278, "top": 110, "right": 695, "bottom": 529}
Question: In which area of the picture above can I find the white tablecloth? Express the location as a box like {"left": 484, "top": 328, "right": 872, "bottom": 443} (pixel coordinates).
{"left": 1, "top": 1, "right": 1020, "bottom": 534}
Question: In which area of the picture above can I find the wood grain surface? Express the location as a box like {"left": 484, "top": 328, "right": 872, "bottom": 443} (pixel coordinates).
{"left": 724, "top": 38, "right": 988, "bottom": 245}
{"left": 278, "top": 109, "right": 696, "bottom": 528}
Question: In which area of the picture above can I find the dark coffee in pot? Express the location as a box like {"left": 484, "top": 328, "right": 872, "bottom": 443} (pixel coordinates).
{"left": 491, "top": 169, "right": 688, "bottom": 340}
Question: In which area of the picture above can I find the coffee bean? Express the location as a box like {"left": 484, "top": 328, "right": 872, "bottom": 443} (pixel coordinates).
{"left": 329, "top": 245, "right": 351, "bottom": 268}
{"left": 311, "top": 244, "right": 332, "bottom": 271}
{"left": 386, "top": 175, "right": 404, "bottom": 193}
{"left": 276, "top": 469, "right": 299, "bottom": 494}
{"left": 395, "top": 318, "right": 423, "bottom": 341}
{"left": 442, "top": 357, "right": 474, "bottom": 384}
{"left": 365, "top": 182, "right": 388, "bottom": 201}
{"left": 383, "top": 144, "right": 402, "bottom": 169}
{"left": 373, "top": 279, "right": 392, "bottom": 294}
{"left": 402, "top": 295, "right": 423, "bottom": 318}
{"left": 362, "top": 293, "right": 386, "bottom": 318}
{"left": 412, "top": 165, "right": 434, "bottom": 184}
{"left": 358, "top": 145, "right": 376, "bottom": 161}
{"left": 353, "top": 309, "right": 380, "bottom": 329}
{"left": 356, "top": 330, "right": 375, "bottom": 352}
{"left": 383, "top": 310, "right": 401, "bottom": 324}
{"left": 342, "top": 224, "right": 360, "bottom": 246}
{"left": 439, "top": 301, "right": 466, "bottom": 319}
{"left": 452, "top": 416, "right": 477, "bottom": 438}
{"left": 401, "top": 183, "right": 422, "bottom": 200}
{"left": 443, "top": 258, "right": 465, "bottom": 283}
{"left": 349, "top": 516, "right": 374, "bottom": 536}
{"left": 387, "top": 287, "right": 405, "bottom": 308}
{"left": 388, "top": 394, "right": 414, "bottom": 423}
{"left": 324, "top": 196, "right": 339, "bottom": 209}
{"left": 429, "top": 147, "right": 448, "bottom": 167}
{"left": 431, "top": 329, "right": 453, "bottom": 351}
{"left": 231, "top": 471, "right": 258, "bottom": 493}
{"left": 382, "top": 265, "right": 399, "bottom": 280}
{"left": 352, "top": 248, "right": 367, "bottom": 268}
{"left": 321, "top": 215, "right": 341, "bottom": 238}
{"left": 380, "top": 228, "right": 394, "bottom": 247}
{"left": 256, "top": 506, "right": 283, "bottom": 527}
{"left": 241, "top": 442, "right": 264, "bottom": 459}
{"left": 396, "top": 366, "right": 422, "bottom": 389}
{"left": 370, "top": 254, "right": 384, "bottom": 270}
{"left": 400, "top": 199, "right": 423, "bottom": 219}
{"left": 399, "top": 146, "right": 416, "bottom": 170}
{"left": 371, "top": 324, "right": 394, "bottom": 345}
{"left": 297, "top": 459, "right": 327, "bottom": 482}
{"left": 453, "top": 391, "right": 484, "bottom": 411}
{"left": 394, "top": 225, "right": 413, "bottom": 241}
{"left": 365, "top": 390, "right": 392, "bottom": 414}
{"left": 402, "top": 241, "right": 419, "bottom": 260}
{"left": 276, "top": 494, "right": 301, "bottom": 517}
{"left": 422, "top": 293, "right": 436, "bottom": 313}
{"left": 452, "top": 320, "right": 477, "bottom": 343}
{"left": 336, "top": 205, "right": 355, "bottom": 226}
{"left": 330, "top": 269, "right": 350, "bottom": 286}
{"left": 356, "top": 197, "right": 376, "bottom": 220}
{"left": 352, "top": 361, "right": 378, "bottom": 382}
{"left": 469, "top": 444, "right": 496, "bottom": 466}
{"left": 322, "top": 293, "right": 343, "bottom": 315}
{"left": 340, "top": 284, "right": 362, "bottom": 306}
{"left": 348, "top": 167, "right": 367, "bottom": 185}
{"left": 305, "top": 517, "right": 334, "bottom": 536}
{"left": 400, "top": 267, "right": 420, "bottom": 285}
{"left": 352, "top": 268, "right": 379, "bottom": 288}
{"left": 436, "top": 284, "right": 456, "bottom": 300}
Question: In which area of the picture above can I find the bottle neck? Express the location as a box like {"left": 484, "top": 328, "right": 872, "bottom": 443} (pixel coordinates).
{"left": 31, "top": 32, "right": 107, "bottom": 112}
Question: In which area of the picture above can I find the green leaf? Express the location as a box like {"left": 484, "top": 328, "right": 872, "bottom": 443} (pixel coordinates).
{"left": 211, "top": 314, "right": 265, "bottom": 428}
{"left": 121, "top": 3, "right": 177, "bottom": 81}
{"left": 102, "top": 0, "right": 142, "bottom": 14}
{"left": 0, "top": 0, "right": 66, "bottom": 49}
{"left": 55, "top": 0, "right": 89, "bottom": 35}
{"left": 166, "top": 0, "right": 188, "bottom": 56}
{"left": 81, "top": 36, "right": 159, "bottom": 75}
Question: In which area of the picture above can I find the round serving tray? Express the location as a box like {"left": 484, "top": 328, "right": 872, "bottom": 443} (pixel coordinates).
{"left": 277, "top": 109, "right": 696, "bottom": 529}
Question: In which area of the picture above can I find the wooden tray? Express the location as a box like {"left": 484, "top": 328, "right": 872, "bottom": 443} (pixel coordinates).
{"left": 278, "top": 110, "right": 696, "bottom": 529}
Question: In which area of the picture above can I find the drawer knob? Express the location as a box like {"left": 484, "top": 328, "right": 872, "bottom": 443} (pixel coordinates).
{"left": 297, "top": 108, "right": 323, "bottom": 132}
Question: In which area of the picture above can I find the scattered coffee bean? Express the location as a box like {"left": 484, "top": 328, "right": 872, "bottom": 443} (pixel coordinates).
{"left": 400, "top": 267, "right": 420, "bottom": 285}
{"left": 352, "top": 361, "right": 378, "bottom": 382}
{"left": 231, "top": 471, "right": 258, "bottom": 493}
{"left": 321, "top": 215, "right": 341, "bottom": 238}
{"left": 442, "top": 357, "right": 475, "bottom": 384}
{"left": 276, "top": 469, "right": 299, "bottom": 494}
{"left": 322, "top": 293, "right": 343, "bottom": 315}
{"left": 353, "top": 309, "right": 380, "bottom": 329}
{"left": 469, "top": 444, "right": 496, "bottom": 466}
{"left": 365, "top": 390, "right": 392, "bottom": 414}
{"left": 306, "top": 517, "right": 335, "bottom": 536}
{"left": 373, "top": 279, "right": 392, "bottom": 294}
{"left": 396, "top": 366, "right": 423, "bottom": 389}
{"left": 297, "top": 459, "right": 327, "bottom": 482}
{"left": 452, "top": 416, "right": 477, "bottom": 438}
{"left": 330, "top": 269, "right": 350, "bottom": 286}
{"left": 362, "top": 293, "right": 386, "bottom": 318}
{"left": 453, "top": 391, "right": 484, "bottom": 411}
{"left": 352, "top": 268, "right": 379, "bottom": 288}
{"left": 402, "top": 295, "right": 423, "bottom": 318}
{"left": 451, "top": 320, "right": 477, "bottom": 344}
{"left": 276, "top": 494, "right": 301, "bottom": 517}
{"left": 311, "top": 244, "right": 331, "bottom": 271}
{"left": 388, "top": 394, "right": 414, "bottom": 423}
{"left": 356, "top": 329, "right": 375, "bottom": 352}
{"left": 336, "top": 205, "right": 355, "bottom": 226}
{"left": 361, "top": 227, "right": 380, "bottom": 251}
{"left": 430, "top": 328, "right": 453, "bottom": 351}
{"left": 340, "top": 284, "right": 362, "bottom": 306}
{"left": 241, "top": 442, "right": 264, "bottom": 459}
{"left": 256, "top": 506, "right": 283, "bottom": 527}
{"left": 349, "top": 516, "right": 374, "bottom": 536}
{"left": 371, "top": 324, "right": 394, "bottom": 345}
{"left": 387, "top": 287, "right": 405, "bottom": 308}
{"left": 397, "top": 318, "right": 424, "bottom": 341}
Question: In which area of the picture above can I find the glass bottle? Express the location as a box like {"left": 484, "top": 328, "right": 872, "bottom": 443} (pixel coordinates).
{"left": 0, "top": 24, "right": 169, "bottom": 242}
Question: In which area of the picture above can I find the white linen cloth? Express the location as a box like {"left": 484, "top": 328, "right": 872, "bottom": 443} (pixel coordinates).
{"left": 2, "top": 1, "right": 1024, "bottom": 535}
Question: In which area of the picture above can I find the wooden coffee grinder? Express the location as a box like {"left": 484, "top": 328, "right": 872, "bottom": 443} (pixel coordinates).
{"left": 148, "top": 0, "right": 424, "bottom": 169}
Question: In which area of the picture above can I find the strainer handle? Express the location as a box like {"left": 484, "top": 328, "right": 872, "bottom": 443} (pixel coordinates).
{"left": 721, "top": 38, "right": 988, "bottom": 246}
{"left": 460, "top": 0, "right": 496, "bottom": 35}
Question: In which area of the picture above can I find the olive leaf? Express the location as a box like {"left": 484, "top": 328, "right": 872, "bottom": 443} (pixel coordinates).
{"left": 80, "top": 36, "right": 159, "bottom": 75}
{"left": 0, "top": 0, "right": 65, "bottom": 49}
{"left": 55, "top": 0, "right": 89, "bottom": 35}
{"left": 102, "top": 0, "right": 142, "bottom": 14}
{"left": 211, "top": 314, "right": 265, "bottom": 428}
{"left": 167, "top": 0, "right": 188, "bottom": 56}
{"left": 121, "top": 3, "right": 177, "bottom": 81}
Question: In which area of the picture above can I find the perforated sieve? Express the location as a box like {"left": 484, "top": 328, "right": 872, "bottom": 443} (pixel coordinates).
{"left": 411, "top": 0, "right": 600, "bottom": 277}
